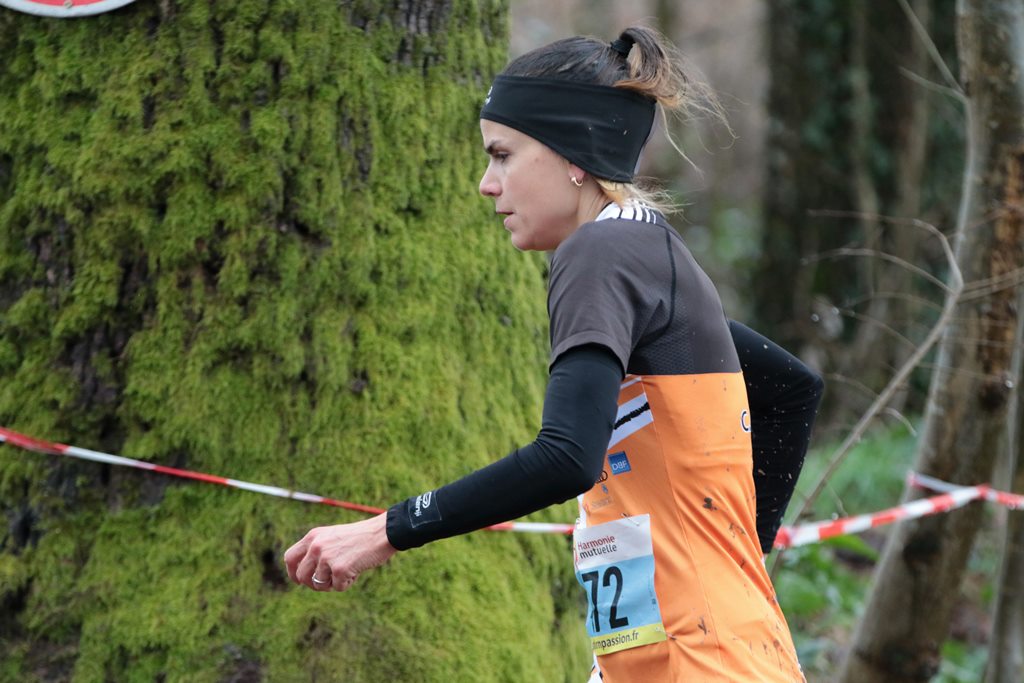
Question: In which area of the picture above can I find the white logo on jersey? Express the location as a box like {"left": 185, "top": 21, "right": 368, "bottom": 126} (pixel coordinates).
{"left": 740, "top": 410, "right": 751, "bottom": 433}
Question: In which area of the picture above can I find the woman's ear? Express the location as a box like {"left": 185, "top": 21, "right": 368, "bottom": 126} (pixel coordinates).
{"left": 568, "top": 163, "right": 586, "bottom": 187}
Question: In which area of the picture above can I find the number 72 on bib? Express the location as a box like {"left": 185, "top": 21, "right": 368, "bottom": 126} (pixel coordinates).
{"left": 573, "top": 514, "right": 667, "bottom": 655}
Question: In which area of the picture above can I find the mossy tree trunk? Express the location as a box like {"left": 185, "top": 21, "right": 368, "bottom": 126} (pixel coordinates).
{"left": 837, "top": 1, "right": 1024, "bottom": 681}
{"left": 0, "top": 2, "right": 587, "bottom": 681}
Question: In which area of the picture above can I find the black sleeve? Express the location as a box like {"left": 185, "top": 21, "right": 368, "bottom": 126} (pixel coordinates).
{"left": 729, "top": 320, "right": 825, "bottom": 554}
{"left": 385, "top": 344, "right": 622, "bottom": 550}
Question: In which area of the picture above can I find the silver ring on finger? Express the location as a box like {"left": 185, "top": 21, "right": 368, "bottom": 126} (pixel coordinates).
{"left": 312, "top": 573, "right": 330, "bottom": 586}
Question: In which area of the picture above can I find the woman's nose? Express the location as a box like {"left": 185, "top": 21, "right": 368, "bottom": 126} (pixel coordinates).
{"left": 479, "top": 167, "right": 500, "bottom": 197}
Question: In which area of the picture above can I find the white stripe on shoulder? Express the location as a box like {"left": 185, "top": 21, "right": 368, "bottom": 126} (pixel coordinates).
{"left": 595, "top": 201, "right": 658, "bottom": 224}
{"left": 595, "top": 203, "right": 619, "bottom": 222}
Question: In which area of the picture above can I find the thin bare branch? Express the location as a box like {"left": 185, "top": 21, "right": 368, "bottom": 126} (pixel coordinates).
{"left": 896, "top": 0, "right": 964, "bottom": 95}
{"left": 789, "top": 219, "right": 962, "bottom": 530}
{"left": 805, "top": 247, "right": 951, "bottom": 292}
{"left": 807, "top": 211, "right": 954, "bottom": 244}
{"left": 939, "top": 317, "right": 1022, "bottom": 329}
{"left": 844, "top": 290, "right": 944, "bottom": 312}
{"left": 881, "top": 407, "right": 918, "bottom": 436}
{"left": 960, "top": 264, "right": 1024, "bottom": 302}
{"left": 768, "top": 209, "right": 962, "bottom": 580}
{"left": 898, "top": 65, "right": 969, "bottom": 106}
{"left": 915, "top": 361, "right": 1020, "bottom": 385}
{"left": 787, "top": 482, "right": 850, "bottom": 522}
{"left": 806, "top": 211, "right": 964, "bottom": 291}
{"left": 836, "top": 307, "right": 919, "bottom": 350}
{"left": 826, "top": 358, "right": 1019, "bottom": 399}
{"left": 824, "top": 372, "right": 887, "bottom": 402}
{"left": 939, "top": 336, "right": 1024, "bottom": 350}
{"left": 824, "top": 374, "right": 920, "bottom": 432}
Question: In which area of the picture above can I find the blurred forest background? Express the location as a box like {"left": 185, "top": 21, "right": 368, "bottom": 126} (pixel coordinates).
{"left": 508, "top": 2, "right": 1020, "bottom": 682}
{"left": 511, "top": 0, "right": 964, "bottom": 411}
{"left": 1, "top": 0, "right": 1021, "bottom": 682}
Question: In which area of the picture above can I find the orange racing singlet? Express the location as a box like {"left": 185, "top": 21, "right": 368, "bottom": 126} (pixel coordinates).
{"left": 575, "top": 372, "right": 804, "bottom": 682}
{"left": 550, "top": 204, "right": 804, "bottom": 682}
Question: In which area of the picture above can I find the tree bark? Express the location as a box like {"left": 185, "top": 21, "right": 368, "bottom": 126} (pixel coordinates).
{"left": 0, "top": 2, "right": 586, "bottom": 681}
{"left": 838, "top": 1, "right": 1024, "bottom": 681}
{"left": 985, "top": 286, "right": 1024, "bottom": 683}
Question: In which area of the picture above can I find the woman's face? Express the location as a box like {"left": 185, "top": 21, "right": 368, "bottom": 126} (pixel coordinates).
{"left": 478, "top": 120, "right": 581, "bottom": 251}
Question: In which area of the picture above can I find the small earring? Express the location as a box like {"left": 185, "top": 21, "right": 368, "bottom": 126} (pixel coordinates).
{"left": 570, "top": 175, "right": 583, "bottom": 188}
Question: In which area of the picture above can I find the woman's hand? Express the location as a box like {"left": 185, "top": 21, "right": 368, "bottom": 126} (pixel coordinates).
{"left": 284, "top": 513, "right": 397, "bottom": 592}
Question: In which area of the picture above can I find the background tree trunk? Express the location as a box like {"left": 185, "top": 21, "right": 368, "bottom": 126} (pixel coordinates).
{"left": 0, "top": 2, "right": 587, "bottom": 681}
{"left": 985, "top": 286, "right": 1024, "bottom": 683}
{"left": 836, "top": 0, "right": 935, "bottom": 421}
{"left": 758, "top": 0, "right": 858, "bottom": 351}
{"left": 838, "top": 1, "right": 1024, "bottom": 680}
{"left": 758, "top": 0, "right": 961, "bottom": 431}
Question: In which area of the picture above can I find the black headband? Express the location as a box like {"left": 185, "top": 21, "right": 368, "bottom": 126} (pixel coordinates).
{"left": 479, "top": 75, "right": 656, "bottom": 182}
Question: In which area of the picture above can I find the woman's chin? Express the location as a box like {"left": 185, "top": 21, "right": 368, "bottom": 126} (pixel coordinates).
{"left": 509, "top": 233, "right": 531, "bottom": 251}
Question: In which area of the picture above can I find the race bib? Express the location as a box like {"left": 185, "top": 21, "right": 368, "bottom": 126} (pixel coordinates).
{"left": 573, "top": 514, "right": 667, "bottom": 655}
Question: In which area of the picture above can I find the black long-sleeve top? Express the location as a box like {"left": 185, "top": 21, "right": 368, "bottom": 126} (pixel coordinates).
{"left": 386, "top": 323, "right": 823, "bottom": 554}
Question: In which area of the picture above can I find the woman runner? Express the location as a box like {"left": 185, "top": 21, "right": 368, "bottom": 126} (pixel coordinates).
{"left": 285, "top": 26, "right": 822, "bottom": 682}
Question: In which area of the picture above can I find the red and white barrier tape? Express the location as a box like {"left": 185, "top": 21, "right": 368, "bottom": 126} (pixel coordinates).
{"left": 908, "top": 470, "right": 1024, "bottom": 510}
{"left": 3, "top": 426, "right": 1020, "bottom": 545}
{"left": 0, "top": 426, "right": 573, "bottom": 535}
{"left": 773, "top": 471, "right": 1023, "bottom": 549}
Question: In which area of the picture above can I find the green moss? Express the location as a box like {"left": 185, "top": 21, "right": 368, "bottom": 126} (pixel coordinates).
{"left": 0, "top": 1, "right": 587, "bottom": 680}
